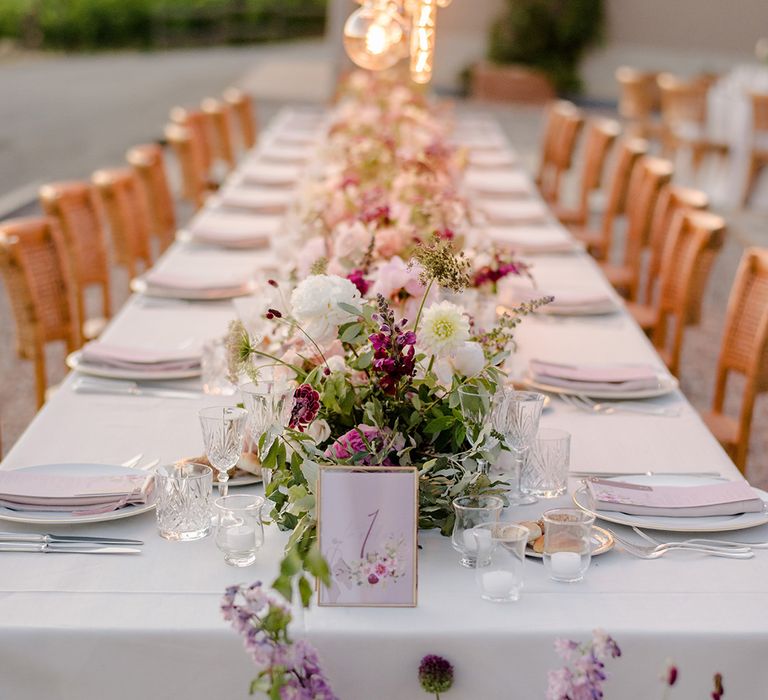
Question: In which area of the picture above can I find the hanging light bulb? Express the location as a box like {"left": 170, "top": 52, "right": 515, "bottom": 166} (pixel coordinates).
{"left": 409, "top": 0, "right": 437, "bottom": 84}
{"left": 343, "top": 3, "right": 405, "bottom": 72}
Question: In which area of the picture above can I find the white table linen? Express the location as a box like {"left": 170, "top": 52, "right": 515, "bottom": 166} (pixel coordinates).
{"left": 1, "top": 109, "right": 767, "bottom": 700}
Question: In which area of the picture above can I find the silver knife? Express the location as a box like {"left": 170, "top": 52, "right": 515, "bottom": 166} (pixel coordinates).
{"left": 73, "top": 377, "right": 203, "bottom": 400}
{"left": 0, "top": 532, "right": 144, "bottom": 545}
{"left": 569, "top": 471, "right": 723, "bottom": 479}
{"left": 0, "top": 542, "right": 141, "bottom": 554}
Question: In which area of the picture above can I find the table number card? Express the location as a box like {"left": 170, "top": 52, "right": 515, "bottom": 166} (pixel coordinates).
{"left": 317, "top": 466, "right": 418, "bottom": 607}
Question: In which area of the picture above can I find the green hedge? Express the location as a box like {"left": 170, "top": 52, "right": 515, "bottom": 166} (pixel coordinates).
{"left": 0, "top": 0, "right": 327, "bottom": 50}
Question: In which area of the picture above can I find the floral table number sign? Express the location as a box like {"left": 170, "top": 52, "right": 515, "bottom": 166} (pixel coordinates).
{"left": 318, "top": 466, "right": 418, "bottom": 607}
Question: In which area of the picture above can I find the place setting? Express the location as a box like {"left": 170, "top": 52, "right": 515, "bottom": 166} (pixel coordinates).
{"left": 177, "top": 210, "right": 282, "bottom": 249}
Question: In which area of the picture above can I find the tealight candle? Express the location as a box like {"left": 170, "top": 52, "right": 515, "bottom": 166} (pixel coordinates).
{"left": 549, "top": 551, "right": 582, "bottom": 578}
{"left": 481, "top": 570, "right": 516, "bottom": 598}
{"left": 225, "top": 525, "right": 255, "bottom": 551}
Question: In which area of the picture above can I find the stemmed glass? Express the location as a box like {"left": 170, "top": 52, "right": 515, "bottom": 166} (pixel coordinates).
{"left": 198, "top": 406, "right": 248, "bottom": 498}
{"left": 457, "top": 384, "right": 497, "bottom": 475}
{"left": 240, "top": 381, "right": 294, "bottom": 484}
{"left": 491, "top": 389, "right": 545, "bottom": 505}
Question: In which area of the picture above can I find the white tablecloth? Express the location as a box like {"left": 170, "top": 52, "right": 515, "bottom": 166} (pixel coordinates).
{"left": 1, "top": 109, "right": 767, "bottom": 699}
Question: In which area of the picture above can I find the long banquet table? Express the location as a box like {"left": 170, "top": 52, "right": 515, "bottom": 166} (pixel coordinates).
{"left": 2, "top": 107, "right": 768, "bottom": 700}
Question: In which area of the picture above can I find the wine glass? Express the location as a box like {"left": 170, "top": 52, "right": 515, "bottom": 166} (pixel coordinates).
{"left": 491, "top": 389, "right": 545, "bottom": 505}
{"left": 240, "top": 381, "right": 294, "bottom": 484}
{"left": 198, "top": 406, "right": 248, "bottom": 498}
{"left": 457, "top": 384, "right": 496, "bottom": 475}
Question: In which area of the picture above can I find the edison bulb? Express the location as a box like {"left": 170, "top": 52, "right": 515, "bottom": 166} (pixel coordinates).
{"left": 343, "top": 5, "right": 404, "bottom": 71}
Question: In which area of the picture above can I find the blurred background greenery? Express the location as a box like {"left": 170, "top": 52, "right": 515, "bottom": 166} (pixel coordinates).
{"left": 0, "top": 0, "right": 328, "bottom": 51}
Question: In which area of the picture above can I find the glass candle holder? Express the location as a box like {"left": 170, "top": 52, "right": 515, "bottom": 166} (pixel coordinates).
{"left": 202, "top": 337, "right": 236, "bottom": 396}
{"left": 214, "top": 494, "right": 265, "bottom": 567}
{"left": 474, "top": 522, "right": 529, "bottom": 603}
{"left": 542, "top": 508, "right": 595, "bottom": 583}
{"left": 523, "top": 428, "right": 571, "bottom": 498}
{"left": 451, "top": 495, "right": 504, "bottom": 568}
{"left": 155, "top": 463, "right": 213, "bottom": 541}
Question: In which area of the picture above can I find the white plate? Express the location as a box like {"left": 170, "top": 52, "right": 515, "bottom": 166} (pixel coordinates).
{"left": 66, "top": 351, "right": 201, "bottom": 381}
{"left": 130, "top": 277, "right": 256, "bottom": 300}
{"left": 523, "top": 372, "right": 679, "bottom": 400}
{"left": 572, "top": 474, "right": 768, "bottom": 533}
{"left": 218, "top": 473, "right": 262, "bottom": 487}
{"left": 0, "top": 463, "right": 155, "bottom": 525}
{"left": 175, "top": 229, "right": 271, "bottom": 251}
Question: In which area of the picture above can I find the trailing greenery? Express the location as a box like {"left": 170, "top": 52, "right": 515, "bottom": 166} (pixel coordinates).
{"left": 488, "top": 0, "right": 605, "bottom": 94}
{"left": 0, "top": 0, "right": 327, "bottom": 51}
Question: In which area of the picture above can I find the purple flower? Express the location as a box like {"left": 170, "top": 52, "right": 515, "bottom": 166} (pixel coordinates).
{"left": 346, "top": 269, "right": 371, "bottom": 296}
{"left": 547, "top": 631, "right": 621, "bottom": 700}
{"left": 289, "top": 384, "right": 321, "bottom": 432}
{"left": 418, "top": 654, "right": 454, "bottom": 696}
{"left": 666, "top": 664, "right": 678, "bottom": 686}
{"left": 368, "top": 294, "right": 417, "bottom": 395}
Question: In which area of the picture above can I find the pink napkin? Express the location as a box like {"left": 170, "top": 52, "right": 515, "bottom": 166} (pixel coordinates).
{"left": 465, "top": 169, "right": 532, "bottom": 196}
{"left": 486, "top": 225, "right": 575, "bottom": 253}
{"left": 587, "top": 478, "right": 764, "bottom": 518}
{"left": 530, "top": 359, "right": 661, "bottom": 392}
{"left": 257, "top": 144, "right": 312, "bottom": 164}
{"left": 501, "top": 284, "right": 612, "bottom": 309}
{"left": 479, "top": 200, "right": 550, "bottom": 225}
{"left": 188, "top": 212, "right": 278, "bottom": 248}
{"left": 143, "top": 269, "right": 250, "bottom": 293}
{"left": 240, "top": 162, "right": 302, "bottom": 187}
{"left": 219, "top": 186, "right": 294, "bottom": 212}
{"left": 80, "top": 342, "right": 201, "bottom": 371}
{"left": 468, "top": 149, "right": 518, "bottom": 168}
{"left": 0, "top": 470, "right": 154, "bottom": 514}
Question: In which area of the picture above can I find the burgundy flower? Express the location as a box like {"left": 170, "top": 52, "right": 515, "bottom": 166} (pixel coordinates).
{"left": 712, "top": 673, "right": 724, "bottom": 700}
{"left": 346, "top": 269, "right": 371, "bottom": 296}
{"left": 289, "top": 383, "right": 321, "bottom": 432}
{"left": 367, "top": 574, "right": 379, "bottom": 585}
{"left": 418, "top": 654, "right": 454, "bottom": 695}
{"left": 666, "top": 665, "right": 678, "bottom": 687}
{"left": 368, "top": 294, "right": 417, "bottom": 395}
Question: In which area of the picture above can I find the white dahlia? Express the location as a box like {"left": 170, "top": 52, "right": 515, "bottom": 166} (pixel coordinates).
{"left": 420, "top": 301, "right": 470, "bottom": 356}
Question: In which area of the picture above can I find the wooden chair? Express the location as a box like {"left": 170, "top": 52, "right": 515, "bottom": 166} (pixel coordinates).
{"left": 600, "top": 156, "right": 674, "bottom": 301}
{"left": 536, "top": 101, "right": 584, "bottom": 204}
{"left": 0, "top": 217, "right": 79, "bottom": 407}
{"left": 569, "top": 138, "right": 648, "bottom": 261}
{"left": 39, "top": 181, "right": 111, "bottom": 345}
{"left": 741, "top": 91, "right": 768, "bottom": 207}
{"left": 164, "top": 123, "right": 209, "bottom": 210}
{"left": 615, "top": 66, "right": 660, "bottom": 139}
{"left": 627, "top": 185, "right": 710, "bottom": 330}
{"left": 657, "top": 73, "right": 728, "bottom": 172}
{"left": 702, "top": 248, "right": 768, "bottom": 471}
{"left": 126, "top": 143, "right": 176, "bottom": 251}
{"left": 224, "top": 87, "right": 258, "bottom": 150}
{"left": 554, "top": 118, "right": 621, "bottom": 227}
{"left": 202, "top": 97, "right": 237, "bottom": 170}
{"left": 92, "top": 168, "right": 153, "bottom": 281}
{"left": 170, "top": 107, "right": 213, "bottom": 174}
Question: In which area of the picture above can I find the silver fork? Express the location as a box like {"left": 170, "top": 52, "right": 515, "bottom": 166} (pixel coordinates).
{"left": 571, "top": 394, "right": 680, "bottom": 417}
{"left": 605, "top": 529, "right": 754, "bottom": 559}
{"left": 632, "top": 527, "right": 768, "bottom": 550}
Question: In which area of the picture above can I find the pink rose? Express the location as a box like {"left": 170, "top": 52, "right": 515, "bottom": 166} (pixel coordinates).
{"left": 373, "top": 226, "right": 405, "bottom": 259}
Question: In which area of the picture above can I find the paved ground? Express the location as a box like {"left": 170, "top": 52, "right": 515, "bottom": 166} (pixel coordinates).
{"left": 0, "top": 46, "right": 766, "bottom": 489}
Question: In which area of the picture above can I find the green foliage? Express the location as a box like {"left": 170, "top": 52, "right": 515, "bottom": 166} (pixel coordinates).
{"left": 488, "top": 0, "right": 605, "bottom": 94}
{"left": 0, "top": 0, "right": 327, "bottom": 50}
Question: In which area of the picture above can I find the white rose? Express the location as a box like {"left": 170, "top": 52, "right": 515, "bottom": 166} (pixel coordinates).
{"left": 306, "top": 419, "right": 331, "bottom": 445}
{"left": 451, "top": 341, "right": 486, "bottom": 377}
{"left": 290, "top": 274, "right": 361, "bottom": 344}
{"left": 326, "top": 355, "right": 347, "bottom": 374}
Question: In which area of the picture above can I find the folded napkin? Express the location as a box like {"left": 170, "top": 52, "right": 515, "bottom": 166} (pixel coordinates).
{"left": 188, "top": 212, "right": 279, "bottom": 248}
{"left": 529, "top": 359, "right": 661, "bottom": 393}
{"left": 270, "top": 128, "right": 321, "bottom": 147}
{"left": 0, "top": 469, "right": 154, "bottom": 514}
{"left": 479, "top": 199, "right": 550, "bottom": 225}
{"left": 486, "top": 225, "right": 575, "bottom": 253}
{"left": 257, "top": 144, "right": 312, "bottom": 164}
{"left": 465, "top": 169, "right": 532, "bottom": 196}
{"left": 500, "top": 283, "right": 613, "bottom": 310}
{"left": 587, "top": 478, "right": 764, "bottom": 518}
{"left": 219, "top": 186, "right": 294, "bottom": 213}
{"left": 468, "top": 149, "right": 518, "bottom": 168}
{"left": 240, "top": 162, "right": 302, "bottom": 187}
{"left": 142, "top": 269, "right": 251, "bottom": 294}
{"left": 80, "top": 341, "right": 201, "bottom": 372}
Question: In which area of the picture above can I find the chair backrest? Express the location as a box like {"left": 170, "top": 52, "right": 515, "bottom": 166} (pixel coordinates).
{"left": 711, "top": 248, "right": 768, "bottom": 467}
{"left": 126, "top": 143, "right": 176, "bottom": 251}
{"left": 615, "top": 66, "right": 659, "bottom": 121}
{"left": 224, "top": 87, "right": 258, "bottom": 150}
{"left": 654, "top": 210, "right": 726, "bottom": 375}
{"left": 39, "top": 181, "right": 111, "bottom": 335}
{"left": 92, "top": 167, "right": 153, "bottom": 279}
{"left": 749, "top": 91, "right": 768, "bottom": 134}
{"left": 573, "top": 118, "right": 621, "bottom": 221}
{"left": 644, "top": 185, "right": 709, "bottom": 304}
{"left": 538, "top": 101, "right": 584, "bottom": 203}
{"left": 202, "top": 97, "right": 236, "bottom": 169}
{"left": 621, "top": 157, "right": 674, "bottom": 297}
{"left": 0, "top": 216, "right": 78, "bottom": 350}
{"left": 170, "top": 107, "right": 213, "bottom": 173}
{"left": 164, "top": 123, "right": 208, "bottom": 210}
{"left": 657, "top": 73, "right": 708, "bottom": 128}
